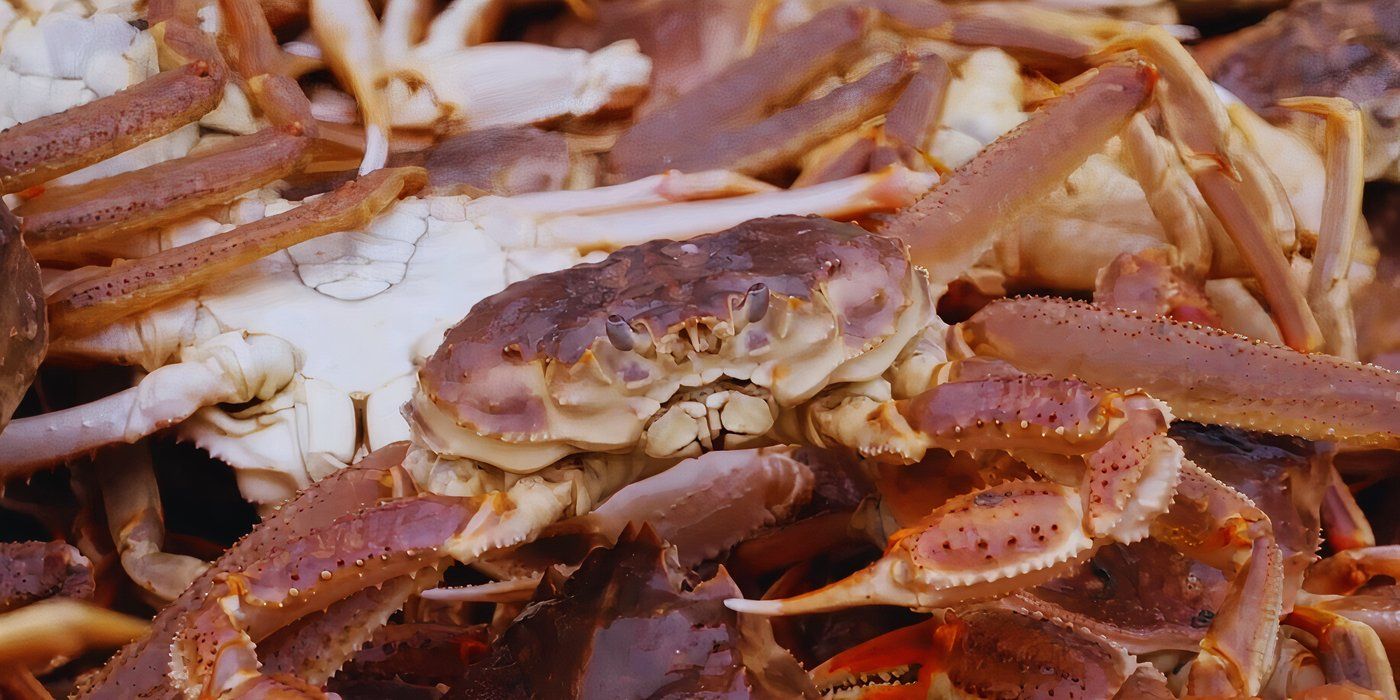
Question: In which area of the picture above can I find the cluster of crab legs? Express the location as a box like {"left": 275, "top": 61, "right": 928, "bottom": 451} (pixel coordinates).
{"left": 0, "top": 0, "right": 1398, "bottom": 696}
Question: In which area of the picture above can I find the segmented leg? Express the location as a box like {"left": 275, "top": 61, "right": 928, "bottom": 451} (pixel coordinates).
{"left": 0, "top": 600, "right": 149, "bottom": 673}
{"left": 1281, "top": 97, "right": 1366, "bottom": 360}
{"left": 729, "top": 374, "right": 1183, "bottom": 614}
{"left": 1102, "top": 28, "right": 1321, "bottom": 351}
{"left": 0, "top": 62, "right": 225, "bottom": 196}
{"left": 1321, "top": 467, "right": 1377, "bottom": 552}
{"left": 45, "top": 166, "right": 425, "bottom": 337}
{"left": 1307, "top": 547, "right": 1400, "bottom": 596}
{"left": 95, "top": 444, "right": 209, "bottom": 602}
{"left": 0, "top": 542, "right": 93, "bottom": 613}
{"left": 0, "top": 333, "right": 297, "bottom": 479}
{"left": 957, "top": 296, "right": 1400, "bottom": 448}
{"left": 19, "top": 127, "right": 313, "bottom": 265}
{"left": 1286, "top": 606, "right": 1399, "bottom": 698}
{"left": 881, "top": 61, "right": 1155, "bottom": 288}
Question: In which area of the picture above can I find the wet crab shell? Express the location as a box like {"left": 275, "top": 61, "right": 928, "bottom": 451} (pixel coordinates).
{"left": 411, "top": 215, "right": 932, "bottom": 472}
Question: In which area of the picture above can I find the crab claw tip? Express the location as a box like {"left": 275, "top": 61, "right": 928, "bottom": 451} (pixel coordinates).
{"left": 723, "top": 597, "right": 783, "bottom": 615}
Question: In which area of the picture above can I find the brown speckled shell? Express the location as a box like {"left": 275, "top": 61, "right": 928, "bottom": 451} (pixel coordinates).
{"left": 420, "top": 215, "right": 912, "bottom": 438}
{"left": 0, "top": 200, "right": 45, "bottom": 431}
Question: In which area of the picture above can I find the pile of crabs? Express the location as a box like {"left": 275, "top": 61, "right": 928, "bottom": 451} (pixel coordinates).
{"left": 1, "top": 0, "right": 1400, "bottom": 696}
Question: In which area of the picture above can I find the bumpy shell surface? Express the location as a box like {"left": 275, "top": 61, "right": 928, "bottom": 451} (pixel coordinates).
{"left": 414, "top": 215, "right": 929, "bottom": 471}
{"left": 0, "top": 200, "right": 45, "bottom": 431}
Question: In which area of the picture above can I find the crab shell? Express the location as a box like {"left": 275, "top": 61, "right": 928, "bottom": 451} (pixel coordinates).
{"left": 410, "top": 215, "right": 932, "bottom": 473}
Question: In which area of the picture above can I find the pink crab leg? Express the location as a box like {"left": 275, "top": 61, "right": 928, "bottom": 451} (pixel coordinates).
{"left": 608, "top": 5, "right": 873, "bottom": 177}
{"left": 45, "top": 166, "right": 425, "bottom": 338}
{"left": 1120, "top": 113, "right": 1214, "bottom": 276}
{"left": 881, "top": 61, "right": 1155, "bottom": 288}
{"left": 0, "top": 600, "right": 149, "bottom": 672}
{"left": 506, "top": 169, "right": 776, "bottom": 217}
{"left": 0, "top": 332, "right": 297, "bottom": 479}
{"left": 522, "top": 165, "right": 935, "bottom": 250}
{"left": 74, "top": 449, "right": 411, "bottom": 698}
{"left": 1285, "top": 606, "right": 1399, "bottom": 697}
{"left": 870, "top": 53, "right": 950, "bottom": 172}
{"left": 957, "top": 297, "right": 1400, "bottom": 448}
{"left": 1102, "top": 29, "right": 1320, "bottom": 351}
{"left": 1281, "top": 97, "right": 1366, "bottom": 360}
{"left": 1306, "top": 546, "right": 1400, "bottom": 596}
{"left": 612, "top": 52, "right": 918, "bottom": 180}
{"left": 310, "top": 0, "right": 391, "bottom": 174}
{"left": 728, "top": 375, "right": 1182, "bottom": 615}
{"left": 1320, "top": 467, "right": 1376, "bottom": 553}
{"left": 0, "top": 62, "right": 225, "bottom": 195}
{"left": 0, "top": 541, "right": 93, "bottom": 612}
{"left": 19, "top": 127, "right": 312, "bottom": 265}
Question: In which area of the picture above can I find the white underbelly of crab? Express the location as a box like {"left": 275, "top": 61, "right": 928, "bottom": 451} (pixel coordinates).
{"left": 173, "top": 195, "right": 598, "bottom": 503}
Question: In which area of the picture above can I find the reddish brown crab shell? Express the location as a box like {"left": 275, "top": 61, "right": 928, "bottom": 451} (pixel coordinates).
{"left": 412, "top": 215, "right": 931, "bottom": 472}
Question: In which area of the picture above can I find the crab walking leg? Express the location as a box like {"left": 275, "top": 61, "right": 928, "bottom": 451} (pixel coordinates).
{"left": 75, "top": 450, "right": 413, "bottom": 698}
{"left": 881, "top": 61, "right": 1155, "bottom": 287}
{"left": 311, "top": 0, "right": 390, "bottom": 174}
{"left": 1306, "top": 546, "right": 1400, "bottom": 596}
{"left": 428, "top": 447, "right": 817, "bottom": 602}
{"left": 1320, "top": 467, "right": 1377, "bottom": 552}
{"left": 869, "top": 52, "right": 951, "bottom": 172}
{"left": 1105, "top": 29, "right": 1320, "bottom": 351}
{"left": 1148, "top": 464, "right": 1283, "bottom": 697}
{"left": 504, "top": 169, "right": 776, "bottom": 217}
{"left": 1285, "top": 606, "right": 1399, "bottom": 697}
{"left": 19, "top": 128, "right": 312, "bottom": 265}
{"left": 0, "top": 332, "right": 297, "bottom": 479}
{"left": 957, "top": 297, "right": 1400, "bottom": 447}
{"left": 0, "top": 63, "right": 225, "bottom": 195}
{"left": 520, "top": 166, "right": 935, "bottom": 250}
{"left": 1281, "top": 97, "right": 1366, "bottom": 360}
{"left": 728, "top": 376, "right": 1183, "bottom": 614}
{"left": 1120, "top": 113, "right": 1214, "bottom": 276}
{"left": 168, "top": 490, "right": 548, "bottom": 697}
{"left": 94, "top": 444, "right": 209, "bottom": 602}
{"left": 0, "top": 541, "right": 93, "bottom": 612}
{"left": 0, "top": 600, "right": 148, "bottom": 672}
{"left": 45, "top": 166, "right": 425, "bottom": 338}
{"left": 610, "top": 52, "right": 917, "bottom": 180}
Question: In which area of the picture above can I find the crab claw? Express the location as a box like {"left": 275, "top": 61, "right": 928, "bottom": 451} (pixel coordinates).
{"left": 810, "top": 608, "right": 1135, "bottom": 699}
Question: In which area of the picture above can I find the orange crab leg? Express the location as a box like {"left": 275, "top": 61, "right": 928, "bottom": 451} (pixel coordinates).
{"left": 46, "top": 166, "right": 425, "bottom": 338}
{"left": 0, "top": 63, "right": 225, "bottom": 195}
{"left": 19, "top": 127, "right": 312, "bottom": 265}
{"left": 882, "top": 61, "right": 1155, "bottom": 288}
{"left": 959, "top": 297, "right": 1400, "bottom": 448}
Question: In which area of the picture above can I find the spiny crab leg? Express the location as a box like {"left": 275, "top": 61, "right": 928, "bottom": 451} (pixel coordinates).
{"left": 0, "top": 541, "right": 93, "bottom": 612}
{"left": 881, "top": 61, "right": 1155, "bottom": 288}
{"left": 1280, "top": 97, "right": 1366, "bottom": 360}
{"left": 0, "top": 62, "right": 225, "bottom": 195}
{"left": 45, "top": 166, "right": 426, "bottom": 338}
{"left": 957, "top": 297, "right": 1400, "bottom": 448}
{"left": 1101, "top": 28, "right": 1320, "bottom": 351}
{"left": 0, "top": 332, "right": 297, "bottom": 480}
{"left": 728, "top": 372, "right": 1183, "bottom": 614}
{"left": 18, "top": 127, "right": 313, "bottom": 266}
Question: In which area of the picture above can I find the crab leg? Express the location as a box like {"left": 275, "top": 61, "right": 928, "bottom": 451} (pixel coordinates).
{"left": 75, "top": 449, "right": 412, "bottom": 698}
{"left": 613, "top": 52, "right": 918, "bottom": 180}
{"left": 608, "top": 5, "right": 873, "bottom": 178}
{"left": 870, "top": 52, "right": 950, "bottom": 172}
{"left": 729, "top": 375, "right": 1182, "bottom": 614}
{"left": 311, "top": 0, "right": 390, "bottom": 174}
{"left": 957, "top": 297, "right": 1400, "bottom": 448}
{"left": 1120, "top": 112, "right": 1214, "bottom": 277}
{"left": 1281, "top": 97, "right": 1365, "bottom": 360}
{"left": 0, "top": 62, "right": 225, "bottom": 195}
{"left": 94, "top": 444, "right": 209, "bottom": 602}
{"left": 1306, "top": 547, "right": 1400, "bottom": 596}
{"left": 0, "top": 600, "right": 148, "bottom": 672}
{"left": 45, "top": 166, "right": 425, "bottom": 337}
{"left": 882, "top": 61, "right": 1155, "bottom": 287}
{"left": 19, "top": 127, "right": 313, "bottom": 265}
{"left": 1103, "top": 29, "right": 1320, "bottom": 351}
{"left": 1285, "top": 606, "right": 1399, "bottom": 697}
{"left": 0, "top": 542, "right": 93, "bottom": 612}
{"left": 0, "top": 332, "right": 297, "bottom": 479}
{"left": 1321, "top": 467, "right": 1376, "bottom": 553}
